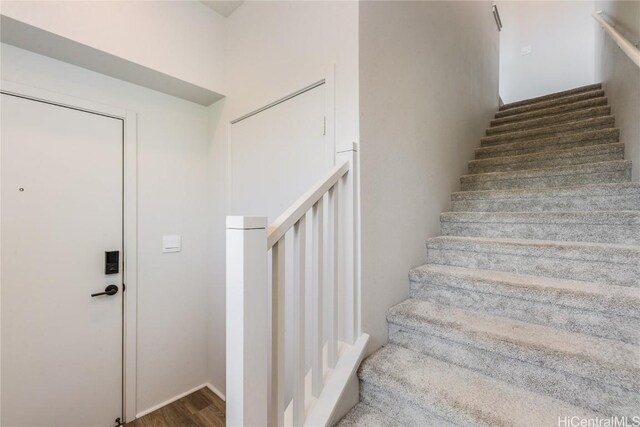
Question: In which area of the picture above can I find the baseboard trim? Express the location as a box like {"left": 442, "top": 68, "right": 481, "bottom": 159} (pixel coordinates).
{"left": 205, "top": 382, "right": 226, "bottom": 401}
{"left": 135, "top": 383, "right": 211, "bottom": 419}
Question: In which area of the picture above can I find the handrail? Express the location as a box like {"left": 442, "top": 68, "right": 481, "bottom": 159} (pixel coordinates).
{"left": 593, "top": 10, "right": 640, "bottom": 69}
{"left": 267, "top": 160, "right": 349, "bottom": 248}
{"left": 227, "top": 143, "right": 360, "bottom": 427}
{"left": 492, "top": 4, "right": 502, "bottom": 32}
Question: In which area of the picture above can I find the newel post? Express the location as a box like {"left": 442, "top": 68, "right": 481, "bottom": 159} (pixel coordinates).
{"left": 226, "top": 216, "right": 268, "bottom": 427}
{"left": 336, "top": 142, "right": 360, "bottom": 344}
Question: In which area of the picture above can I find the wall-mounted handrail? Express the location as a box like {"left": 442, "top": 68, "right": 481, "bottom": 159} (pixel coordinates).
{"left": 492, "top": 4, "right": 502, "bottom": 32}
{"left": 267, "top": 160, "right": 349, "bottom": 248}
{"left": 593, "top": 10, "right": 640, "bottom": 69}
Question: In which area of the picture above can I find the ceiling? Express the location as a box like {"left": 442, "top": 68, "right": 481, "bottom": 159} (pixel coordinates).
{"left": 200, "top": 1, "right": 244, "bottom": 17}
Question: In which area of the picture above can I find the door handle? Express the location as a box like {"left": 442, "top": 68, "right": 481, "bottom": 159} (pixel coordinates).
{"left": 91, "top": 284, "right": 119, "bottom": 297}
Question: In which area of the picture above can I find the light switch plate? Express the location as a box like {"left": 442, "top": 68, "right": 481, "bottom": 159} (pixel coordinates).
{"left": 162, "top": 235, "right": 182, "bottom": 253}
{"left": 520, "top": 45, "right": 532, "bottom": 56}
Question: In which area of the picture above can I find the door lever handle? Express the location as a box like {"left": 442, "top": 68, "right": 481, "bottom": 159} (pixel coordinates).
{"left": 91, "top": 284, "right": 119, "bottom": 297}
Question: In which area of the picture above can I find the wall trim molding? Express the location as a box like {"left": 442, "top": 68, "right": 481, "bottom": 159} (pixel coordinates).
{"left": 135, "top": 383, "right": 206, "bottom": 418}
{"left": 205, "top": 382, "right": 227, "bottom": 402}
{"left": 135, "top": 383, "right": 226, "bottom": 419}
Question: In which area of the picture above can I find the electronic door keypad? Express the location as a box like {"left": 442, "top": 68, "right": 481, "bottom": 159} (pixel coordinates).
{"left": 105, "top": 251, "right": 119, "bottom": 275}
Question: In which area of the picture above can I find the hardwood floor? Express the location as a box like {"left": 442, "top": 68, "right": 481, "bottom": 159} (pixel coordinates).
{"left": 126, "top": 387, "right": 225, "bottom": 427}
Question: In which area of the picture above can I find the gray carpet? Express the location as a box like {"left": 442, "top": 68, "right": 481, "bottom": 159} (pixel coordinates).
{"left": 337, "top": 83, "right": 640, "bottom": 426}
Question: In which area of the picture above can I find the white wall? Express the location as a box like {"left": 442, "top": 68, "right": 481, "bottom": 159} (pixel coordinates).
{"left": 206, "top": 0, "right": 359, "bottom": 395}
{"left": 0, "top": 0, "right": 227, "bottom": 95}
{"left": 498, "top": 1, "right": 596, "bottom": 103}
{"left": 1, "top": 44, "right": 213, "bottom": 415}
{"left": 0, "top": 0, "right": 359, "bottom": 408}
{"left": 359, "top": 1, "right": 499, "bottom": 352}
{"left": 0, "top": 0, "right": 503, "bottom": 417}
{"left": 595, "top": 0, "right": 640, "bottom": 181}
{"left": 225, "top": 0, "right": 359, "bottom": 146}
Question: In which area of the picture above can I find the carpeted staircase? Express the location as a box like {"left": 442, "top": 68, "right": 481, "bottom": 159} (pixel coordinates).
{"left": 337, "top": 83, "right": 640, "bottom": 426}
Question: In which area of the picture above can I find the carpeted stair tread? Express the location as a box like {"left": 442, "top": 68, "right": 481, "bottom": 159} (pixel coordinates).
{"left": 475, "top": 128, "right": 619, "bottom": 160}
{"left": 451, "top": 182, "right": 640, "bottom": 212}
{"left": 495, "top": 89, "right": 606, "bottom": 119}
{"left": 358, "top": 344, "right": 597, "bottom": 427}
{"left": 409, "top": 264, "right": 640, "bottom": 343}
{"left": 469, "top": 142, "right": 624, "bottom": 174}
{"left": 499, "top": 84, "right": 602, "bottom": 111}
{"left": 425, "top": 235, "right": 640, "bottom": 287}
{"left": 480, "top": 116, "right": 615, "bottom": 147}
{"left": 386, "top": 299, "right": 640, "bottom": 415}
{"left": 487, "top": 106, "right": 611, "bottom": 136}
{"left": 349, "top": 85, "right": 637, "bottom": 425}
{"left": 409, "top": 264, "right": 640, "bottom": 319}
{"left": 460, "top": 160, "right": 631, "bottom": 191}
{"left": 491, "top": 96, "right": 608, "bottom": 126}
{"left": 335, "top": 403, "right": 400, "bottom": 427}
{"left": 440, "top": 209, "right": 640, "bottom": 244}
{"left": 387, "top": 299, "right": 640, "bottom": 389}
{"left": 441, "top": 210, "right": 640, "bottom": 225}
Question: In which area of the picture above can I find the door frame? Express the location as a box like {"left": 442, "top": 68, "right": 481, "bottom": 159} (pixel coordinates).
{"left": 0, "top": 80, "right": 139, "bottom": 423}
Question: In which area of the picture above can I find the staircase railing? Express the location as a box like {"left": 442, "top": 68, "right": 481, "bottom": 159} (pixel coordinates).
{"left": 226, "top": 142, "right": 369, "bottom": 426}
{"left": 593, "top": 10, "right": 640, "bottom": 69}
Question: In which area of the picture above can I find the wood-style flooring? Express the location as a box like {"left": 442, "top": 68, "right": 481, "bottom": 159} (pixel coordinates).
{"left": 125, "top": 387, "right": 225, "bottom": 427}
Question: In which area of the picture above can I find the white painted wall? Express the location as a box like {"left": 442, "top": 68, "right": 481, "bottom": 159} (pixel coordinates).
{"left": 498, "top": 1, "right": 596, "bottom": 103}
{"left": 225, "top": 1, "right": 359, "bottom": 146}
{"left": 1, "top": 43, "right": 213, "bottom": 415}
{"left": 1, "top": 0, "right": 503, "bottom": 417}
{"left": 0, "top": 0, "right": 227, "bottom": 95}
{"left": 359, "top": 1, "right": 500, "bottom": 352}
{"left": 206, "top": 0, "right": 359, "bottom": 395}
{"left": 595, "top": 1, "right": 640, "bottom": 181}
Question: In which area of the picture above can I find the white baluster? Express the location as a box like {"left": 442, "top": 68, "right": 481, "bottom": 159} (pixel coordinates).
{"left": 271, "top": 239, "right": 286, "bottom": 426}
{"left": 327, "top": 185, "right": 339, "bottom": 368}
{"left": 292, "top": 217, "right": 306, "bottom": 426}
{"left": 312, "top": 198, "right": 324, "bottom": 398}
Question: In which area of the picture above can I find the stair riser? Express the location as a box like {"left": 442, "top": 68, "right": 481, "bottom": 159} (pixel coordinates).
{"left": 475, "top": 137, "right": 618, "bottom": 160}
{"left": 495, "top": 90, "right": 604, "bottom": 119}
{"left": 460, "top": 168, "right": 631, "bottom": 191}
{"left": 336, "top": 404, "right": 399, "bottom": 427}
{"left": 481, "top": 119, "right": 614, "bottom": 147}
{"left": 469, "top": 148, "right": 623, "bottom": 174}
{"left": 426, "top": 246, "right": 639, "bottom": 287}
{"left": 410, "top": 267, "right": 640, "bottom": 318}
{"left": 452, "top": 194, "right": 640, "bottom": 212}
{"left": 491, "top": 98, "right": 608, "bottom": 126}
{"left": 441, "top": 220, "right": 640, "bottom": 245}
{"left": 475, "top": 129, "right": 620, "bottom": 160}
{"left": 497, "top": 88, "right": 604, "bottom": 117}
{"left": 487, "top": 107, "right": 611, "bottom": 136}
{"left": 409, "top": 283, "right": 639, "bottom": 344}
{"left": 388, "top": 325, "right": 639, "bottom": 417}
{"left": 359, "top": 381, "right": 475, "bottom": 427}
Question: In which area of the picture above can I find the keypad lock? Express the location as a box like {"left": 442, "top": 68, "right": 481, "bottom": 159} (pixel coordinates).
{"left": 105, "top": 251, "right": 119, "bottom": 275}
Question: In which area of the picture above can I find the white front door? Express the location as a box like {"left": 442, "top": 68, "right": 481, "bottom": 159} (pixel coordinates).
{"left": 1, "top": 93, "right": 124, "bottom": 427}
